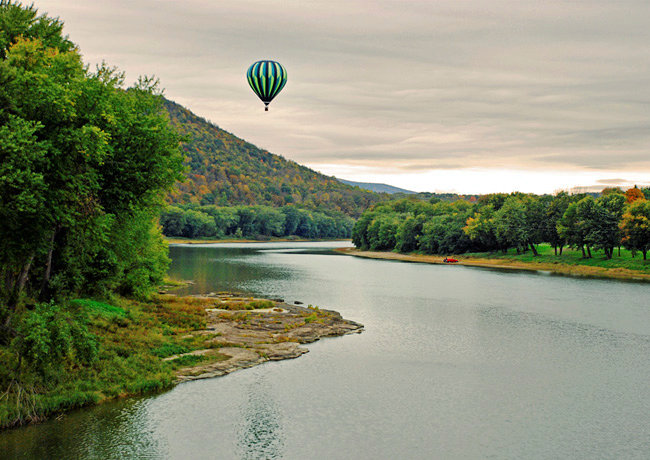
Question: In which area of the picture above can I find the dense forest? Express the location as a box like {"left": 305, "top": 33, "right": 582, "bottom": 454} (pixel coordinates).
{"left": 161, "top": 205, "right": 354, "bottom": 239}
{"left": 0, "top": 2, "right": 186, "bottom": 426}
{"left": 353, "top": 187, "right": 650, "bottom": 259}
{"left": 164, "top": 100, "right": 382, "bottom": 218}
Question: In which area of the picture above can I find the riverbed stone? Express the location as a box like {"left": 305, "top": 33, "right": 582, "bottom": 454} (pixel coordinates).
{"left": 173, "top": 296, "right": 363, "bottom": 382}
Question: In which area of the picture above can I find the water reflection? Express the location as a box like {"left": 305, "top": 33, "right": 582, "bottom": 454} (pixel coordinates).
{"left": 237, "top": 375, "right": 285, "bottom": 460}
{"left": 0, "top": 397, "right": 166, "bottom": 459}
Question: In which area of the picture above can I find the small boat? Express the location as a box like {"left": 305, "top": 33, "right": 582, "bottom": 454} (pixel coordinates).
{"left": 443, "top": 258, "right": 459, "bottom": 263}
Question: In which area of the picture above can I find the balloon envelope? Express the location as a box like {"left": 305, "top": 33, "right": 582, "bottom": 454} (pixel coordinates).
{"left": 247, "top": 60, "right": 287, "bottom": 110}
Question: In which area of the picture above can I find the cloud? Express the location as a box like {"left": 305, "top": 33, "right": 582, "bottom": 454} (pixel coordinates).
{"left": 35, "top": 0, "right": 650, "bottom": 190}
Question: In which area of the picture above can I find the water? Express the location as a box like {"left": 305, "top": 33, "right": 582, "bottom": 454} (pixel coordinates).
{"left": 1, "top": 241, "right": 649, "bottom": 459}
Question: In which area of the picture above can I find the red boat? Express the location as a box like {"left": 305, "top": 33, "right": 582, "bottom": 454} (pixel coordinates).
{"left": 443, "top": 258, "right": 459, "bottom": 263}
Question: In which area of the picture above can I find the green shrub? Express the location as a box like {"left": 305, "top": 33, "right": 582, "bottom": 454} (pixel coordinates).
{"left": 12, "top": 302, "right": 98, "bottom": 377}
{"left": 151, "top": 343, "right": 189, "bottom": 358}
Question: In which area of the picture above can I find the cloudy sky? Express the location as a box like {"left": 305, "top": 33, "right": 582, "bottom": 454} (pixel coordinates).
{"left": 36, "top": 0, "right": 650, "bottom": 193}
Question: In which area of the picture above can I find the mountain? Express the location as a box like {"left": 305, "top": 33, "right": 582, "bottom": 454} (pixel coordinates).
{"left": 164, "top": 99, "right": 383, "bottom": 217}
{"left": 337, "top": 179, "right": 416, "bottom": 195}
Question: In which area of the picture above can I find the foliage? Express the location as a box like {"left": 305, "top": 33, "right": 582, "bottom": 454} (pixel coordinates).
{"left": 219, "top": 299, "right": 276, "bottom": 311}
{"left": 464, "top": 243, "right": 650, "bottom": 274}
{"left": 620, "top": 200, "right": 650, "bottom": 259}
{"left": 12, "top": 302, "right": 98, "bottom": 377}
{"left": 0, "top": 1, "right": 189, "bottom": 428}
{"left": 353, "top": 188, "right": 641, "bottom": 261}
{"left": 160, "top": 204, "right": 354, "bottom": 239}
{"left": 0, "top": 295, "right": 225, "bottom": 429}
{"left": 163, "top": 100, "right": 383, "bottom": 217}
{"left": 625, "top": 187, "right": 645, "bottom": 203}
{"left": 0, "top": 1, "right": 184, "bottom": 326}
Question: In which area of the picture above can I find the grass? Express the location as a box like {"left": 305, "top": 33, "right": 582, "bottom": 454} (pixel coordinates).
{"left": 70, "top": 298, "right": 126, "bottom": 317}
{"left": 344, "top": 244, "right": 650, "bottom": 282}
{"left": 0, "top": 294, "right": 227, "bottom": 430}
{"left": 218, "top": 299, "right": 276, "bottom": 311}
{"left": 463, "top": 243, "right": 650, "bottom": 274}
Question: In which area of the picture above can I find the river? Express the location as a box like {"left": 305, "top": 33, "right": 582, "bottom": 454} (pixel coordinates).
{"left": 1, "top": 241, "right": 649, "bottom": 459}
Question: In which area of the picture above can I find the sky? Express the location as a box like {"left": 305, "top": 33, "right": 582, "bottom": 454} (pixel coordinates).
{"left": 35, "top": 0, "right": 650, "bottom": 194}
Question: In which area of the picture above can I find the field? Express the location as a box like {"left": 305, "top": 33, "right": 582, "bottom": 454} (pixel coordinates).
{"left": 464, "top": 243, "right": 650, "bottom": 274}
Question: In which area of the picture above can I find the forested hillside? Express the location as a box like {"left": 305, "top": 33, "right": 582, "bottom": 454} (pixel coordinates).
{"left": 164, "top": 100, "right": 381, "bottom": 217}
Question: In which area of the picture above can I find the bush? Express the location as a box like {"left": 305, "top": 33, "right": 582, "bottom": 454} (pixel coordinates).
{"left": 12, "top": 302, "right": 98, "bottom": 377}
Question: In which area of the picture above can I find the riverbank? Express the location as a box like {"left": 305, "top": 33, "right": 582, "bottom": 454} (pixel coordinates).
{"left": 165, "top": 237, "right": 352, "bottom": 245}
{"left": 0, "top": 293, "right": 362, "bottom": 430}
{"left": 337, "top": 247, "right": 650, "bottom": 282}
{"left": 172, "top": 293, "right": 363, "bottom": 382}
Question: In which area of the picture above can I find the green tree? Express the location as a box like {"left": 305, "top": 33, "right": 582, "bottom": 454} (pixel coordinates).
{"left": 546, "top": 192, "right": 573, "bottom": 255}
{"left": 620, "top": 200, "right": 650, "bottom": 260}
{"left": 395, "top": 215, "right": 424, "bottom": 253}
{"left": 0, "top": 2, "right": 183, "bottom": 332}
{"left": 464, "top": 206, "right": 498, "bottom": 251}
{"left": 494, "top": 197, "right": 528, "bottom": 253}
{"left": 590, "top": 193, "right": 625, "bottom": 259}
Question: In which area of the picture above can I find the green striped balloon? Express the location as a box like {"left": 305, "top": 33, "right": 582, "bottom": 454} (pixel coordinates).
{"left": 246, "top": 60, "right": 287, "bottom": 111}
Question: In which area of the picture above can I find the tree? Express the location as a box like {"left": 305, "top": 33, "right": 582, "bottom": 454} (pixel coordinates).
{"left": 494, "top": 197, "right": 528, "bottom": 253}
{"left": 464, "top": 206, "right": 498, "bottom": 251}
{"left": 160, "top": 206, "right": 188, "bottom": 236}
{"left": 395, "top": 215, "right": 424, "bottom": 253}
{"left": 558, "top": 200, "right": 590, "bottom": 258}
{"left": 523, "top": 195, "right": 550, "bottom": 256}
{"left": 366, "top": 214, "right": 399, "bottom": 250}
{"left": 625, "top": 187, "right": 645, "bottom": 204}
{"left": 591, "top": 193, "right": 625, "bottom": 259}
{"left": 620, "top": 200, "right": 650, "bottom": 260}
{"left": 0, "top": 2, "right": 184, "bottom": 333}
{"left": 546, "top": 192, "right": 573, "bottom": 255}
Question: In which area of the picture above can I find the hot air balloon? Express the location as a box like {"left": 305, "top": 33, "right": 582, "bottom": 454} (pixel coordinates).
{"left": 247, "top": 60, "right": 287, "bottom": 111}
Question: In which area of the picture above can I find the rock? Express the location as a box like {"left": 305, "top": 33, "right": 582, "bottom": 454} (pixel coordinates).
{"left": 173, "top": 299, "right": 363, "bottom": 383}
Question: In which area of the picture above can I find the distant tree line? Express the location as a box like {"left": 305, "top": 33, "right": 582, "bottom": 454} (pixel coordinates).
{"left": 160, "top": 205, "right": 354, "bottom": 239}
{"left": 352, "top": 187, "right": 650, "bottom": 259}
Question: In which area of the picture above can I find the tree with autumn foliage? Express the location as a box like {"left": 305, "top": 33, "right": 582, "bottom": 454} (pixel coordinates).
{"left": 620, "top": 200, "right": 650, "bottom": 259}
{"left": 625, "top": 187, "right": 645, "bottom": 203}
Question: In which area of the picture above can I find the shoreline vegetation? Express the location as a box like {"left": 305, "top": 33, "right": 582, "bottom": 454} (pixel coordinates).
{"left": 337, "top": 246, "right": 650, "bottom": 282}
{"left": 165, "top": 237, "right": 352, "bottom": 245}
{"left": 0, "top": 289, "right": 362, "bottom": 430}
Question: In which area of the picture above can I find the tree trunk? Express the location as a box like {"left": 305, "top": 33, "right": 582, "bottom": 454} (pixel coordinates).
{"left": 530, "top": 243, "right": 538, "bottom": 256}
{"left": 554, "top": 246, "right": 557, "bottom": 256}
{"left": 618, "top": 246, "right": 621, "bottom": 257}
{"left": 586, "top": 246, "right": 592, "bottom": 258}
{"left": 605, "top": 248, "right": 612, "bottom": 260}
{"left": 8, "top": 254, "right": 34, "bottom": 310}
{"left": 39, "top": 227, "right": 59, "bottom": 300}
{"left": 581, "top": 246, "right": 586, "bottom": 258}
{"left": 644, "top": 250, "right": 647, "bottom": 260}
{"left": 559, "top": 246, "right": 563, "bottom": 255}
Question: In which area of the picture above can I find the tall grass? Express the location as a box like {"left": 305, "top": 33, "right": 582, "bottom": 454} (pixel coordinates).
{"left": 0, "top": 295, "right": 222, "bottom": 429}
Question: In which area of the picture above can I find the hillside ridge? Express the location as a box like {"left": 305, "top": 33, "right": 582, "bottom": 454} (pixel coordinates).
{"left": 164, "top": 99, "right": 382, "bottom": 217}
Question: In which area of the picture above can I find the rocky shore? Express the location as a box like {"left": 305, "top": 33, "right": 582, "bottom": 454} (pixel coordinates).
{"left": 167, "top": 294, "right": 364, "bottom": 382}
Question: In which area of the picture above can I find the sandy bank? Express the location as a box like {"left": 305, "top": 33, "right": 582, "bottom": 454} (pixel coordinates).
{"left": 336, "top": 248, "right": 650, "bottom": 282}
